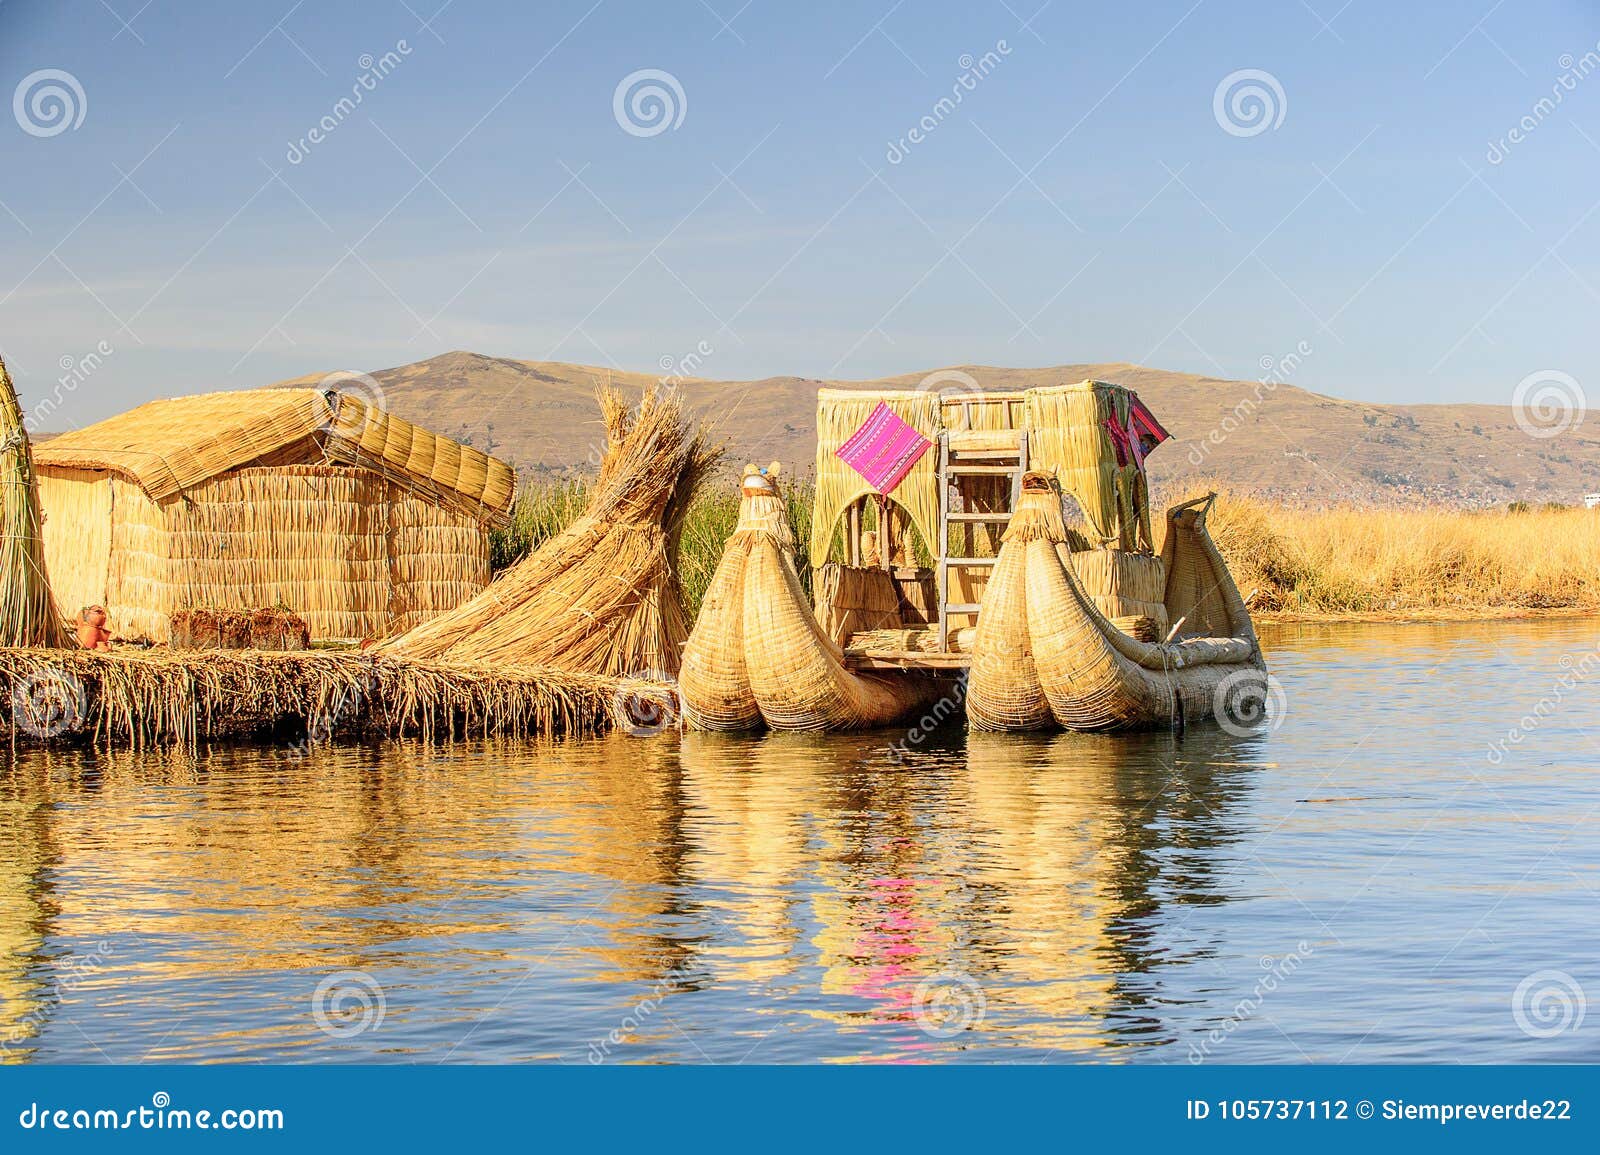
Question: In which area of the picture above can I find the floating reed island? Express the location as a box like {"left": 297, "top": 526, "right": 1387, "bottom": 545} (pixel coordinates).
{"left": 0, "top": 646, "right": 637, "bottom": 748}
{"left": 0, "top": 359, "right": 698, "bottom": 749}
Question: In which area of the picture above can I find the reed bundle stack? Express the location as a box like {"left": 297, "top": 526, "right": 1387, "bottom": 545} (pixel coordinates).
{"left": 383, "top": 388, "right": 718, "bottom": 677}
{"left": 0, "top": 357, "right": 74, "bottom": 649}
{"left": 169, "top": 607, "right": 310, "bottom": 650}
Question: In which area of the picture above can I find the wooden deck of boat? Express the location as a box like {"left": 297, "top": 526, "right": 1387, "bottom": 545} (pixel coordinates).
{"left": 841, "top": 648, "right": 971, "bottom": 672}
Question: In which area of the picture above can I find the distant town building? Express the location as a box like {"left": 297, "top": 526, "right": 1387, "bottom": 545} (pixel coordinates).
{"left": 1585, "top": 493, "right": 1600, "bottom": 509}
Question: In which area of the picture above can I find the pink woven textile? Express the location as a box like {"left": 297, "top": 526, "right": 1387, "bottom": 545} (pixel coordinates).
{"left": 835, "top": 402, "right": 932, "bottom": 493}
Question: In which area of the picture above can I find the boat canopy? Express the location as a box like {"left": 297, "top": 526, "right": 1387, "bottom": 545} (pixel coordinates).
{"left": 812, "top": 381, "right": 1163, "bottom": 566}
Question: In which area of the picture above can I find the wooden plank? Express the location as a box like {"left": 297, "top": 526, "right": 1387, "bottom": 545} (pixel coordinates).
{"left": 877, "top": 494, "right": 893, "bottom": 572}
{"left": 942, "top": 602, "right": 982, "bottom": 615}
{"left": 1012, "top": 432, "right": 1028, "bottom": 507}
{"left": 947, "top": 430, "right": 1024, "bottom": 453}
{"left": 944, "top": 557, "right": 997, "bottom": 567}
{"left": 844, "top": 651, "right": 972, "bottom": 671}
{"left": 946, "top": 464, "right": 1017, "bottom": 475}
{"left": 947, "top": 512, "right": 1011, "bottom": 522}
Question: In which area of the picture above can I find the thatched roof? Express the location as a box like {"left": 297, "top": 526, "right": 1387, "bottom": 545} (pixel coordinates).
{"left": 35, "top": 388, "right": 515, "bottom": 523}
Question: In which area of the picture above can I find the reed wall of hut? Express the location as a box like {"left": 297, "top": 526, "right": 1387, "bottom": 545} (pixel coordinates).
{"left": 34, "top": 388, "right": 515, "bottom": 643}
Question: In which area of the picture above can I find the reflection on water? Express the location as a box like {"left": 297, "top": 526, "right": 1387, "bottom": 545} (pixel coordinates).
{"left": 2, "top": 617, "right": 1598, "bottom": 1063}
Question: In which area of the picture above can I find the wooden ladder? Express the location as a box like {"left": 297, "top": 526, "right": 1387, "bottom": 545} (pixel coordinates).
{"left": 936, "top": 429, "right": 1029, "bottom": 651}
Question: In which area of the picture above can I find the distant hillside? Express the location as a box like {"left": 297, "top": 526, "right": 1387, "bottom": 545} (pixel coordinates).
{"left": 271, "top": 351, "right": 1600, "bottom": 507}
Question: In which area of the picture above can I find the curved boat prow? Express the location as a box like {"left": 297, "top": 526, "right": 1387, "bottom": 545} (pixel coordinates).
{"left": 969, "top": 474, "right": 1268, "bottom": 732}
{"left": 681, "top": 469, "right": 939, "bottom": 732}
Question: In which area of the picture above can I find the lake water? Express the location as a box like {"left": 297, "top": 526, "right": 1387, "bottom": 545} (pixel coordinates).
{"left": 2, "top": 618, "right": 1597, "bottom": 1064}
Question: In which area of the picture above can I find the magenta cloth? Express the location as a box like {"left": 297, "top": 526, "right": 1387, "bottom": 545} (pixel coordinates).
{"left": 1103, "top": 418, "right": 1134, "bottom": 468}
{"left": 1129, "top": 395, "right": 1171, "bottom": 446}
{"left": 1105, "top": 395, "right": 1170, "bottom": 470}
{"left": 835, "top": 402, "right": 933, "bottom": 493}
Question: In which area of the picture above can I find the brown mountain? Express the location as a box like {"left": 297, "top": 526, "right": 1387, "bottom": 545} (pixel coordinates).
{"left": 272, "top": 351, "right": 1600, "bottom": 506}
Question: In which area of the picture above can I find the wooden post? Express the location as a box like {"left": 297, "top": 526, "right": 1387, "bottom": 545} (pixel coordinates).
{"left": 936, "top": 433, "right": 950, "bottom": 651}
{"left": 847, "top": 499, "right": 861, "bottom": 568}
{"left": 876, "top": 495, "right": 894, "bottom": 572}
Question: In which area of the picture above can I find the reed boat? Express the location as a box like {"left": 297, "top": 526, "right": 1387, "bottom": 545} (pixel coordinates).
{"left": 678, "top": 468, "right": 949, "bottom": 731}
{"left": 683, "top": 379, "right": 1268, "bottom": 733}
{"left": 966, "top": 475, "right": 1266, "bottom": 731}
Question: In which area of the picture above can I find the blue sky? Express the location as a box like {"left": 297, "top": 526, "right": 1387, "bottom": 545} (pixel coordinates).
{"left": 1, "top": 0, "right": 1597, "bottom": 424}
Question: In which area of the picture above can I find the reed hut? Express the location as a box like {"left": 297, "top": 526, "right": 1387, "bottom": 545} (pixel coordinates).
{"left": 33, "top": 388, "right": 516, "bottom": 643}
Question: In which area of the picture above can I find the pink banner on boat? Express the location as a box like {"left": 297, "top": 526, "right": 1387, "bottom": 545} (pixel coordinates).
{"left": 835, "top": 402, "right": 932, "bottom": 494}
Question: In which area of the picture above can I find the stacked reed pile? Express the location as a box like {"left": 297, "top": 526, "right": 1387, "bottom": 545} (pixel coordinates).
{"left": 0, "top": 647, "right": 632, "bottom": 748}
{"left": 0, "top": 356, "right": 74, "bottom": 649}
{"left": 385, "top": 388, "right": 718, "bottom": 676}
{"left": 169, "top": 607, "right": 310, "bottom": 650}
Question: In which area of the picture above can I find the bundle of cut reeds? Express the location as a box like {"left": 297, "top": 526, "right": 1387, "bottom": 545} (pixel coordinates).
{"left": 382, "top": 388, "right": 718, "bottom": 676}
{"left": 0, "top": 356, "right": 74, "bottom": 648}
{"left": 168, "top": 606, "right": 310, "bottom": 650}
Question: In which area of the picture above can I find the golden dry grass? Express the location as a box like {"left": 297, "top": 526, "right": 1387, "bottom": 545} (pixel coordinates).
{"left": 1189, "top": 486, "right": 1600, "bottom": 617}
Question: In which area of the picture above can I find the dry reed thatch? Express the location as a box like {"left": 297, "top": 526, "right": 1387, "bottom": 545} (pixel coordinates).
{"left": 0, "top": 356, "right": 74, "bottom": 649}
{"left": 383, "top": 387, "right": 718, "bottom": 677}
{"left": 0, "top": 646, "right": 635, "bottom": 749}
{"left": 36, "top": 388, "right": 514, "bottom": 515}
{"left": 38, "top": 465, "right": 493, "bottom": 643}
{"left": 1023, "top": 382, "right": 1151, "bottom": 550}
{"left": 813, "top": 563, "right": 902, "bottom": 646}
{"left": 681, "top": 473, "right": 944, "bottom": 731}
{"left": 1067, "top": 548, "right": 1169, "bottom": 633}
{"left": 811, "top": 389, "right": 942, "bottom": 568}
{"left": 35, "top": 390, "right": 513, "bottom": 642}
